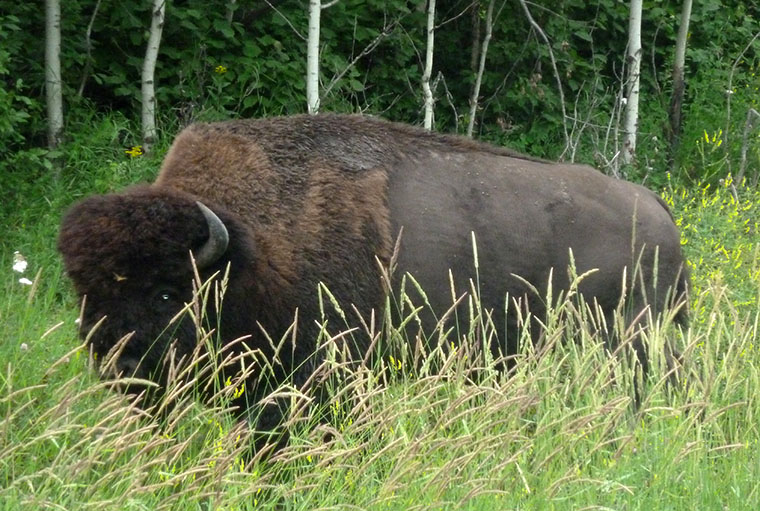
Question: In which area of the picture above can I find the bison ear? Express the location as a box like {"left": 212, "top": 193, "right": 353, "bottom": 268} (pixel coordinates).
{"left": 194, "top": 201, "right": 229, "bottom": 268}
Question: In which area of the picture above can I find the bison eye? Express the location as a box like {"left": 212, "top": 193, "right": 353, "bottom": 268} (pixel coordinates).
{"left": 153, "top": 287, "right": 179, "bottom": 304}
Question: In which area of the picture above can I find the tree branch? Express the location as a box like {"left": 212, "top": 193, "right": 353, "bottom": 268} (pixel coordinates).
{"left": 725, "top": 28, "right": 760, "bottom": 168}
{"left": 736, "top": 108, "right": 760, "bottom": 185}
{"left": 321, "top": 21, "right": 398, "bottom": 101}
{"left": 77, "top": 0, "right": 102, "bottom": 98}
{"left": 264, "top": 0, "right": 306, "bottom": 41}
{"left": 517, "top": 0, "right": 569, "bottom": 157}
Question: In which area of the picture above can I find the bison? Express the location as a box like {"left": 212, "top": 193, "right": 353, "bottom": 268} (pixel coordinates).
{"left": 59, "top": 113, "right": 688, "bottom": 429}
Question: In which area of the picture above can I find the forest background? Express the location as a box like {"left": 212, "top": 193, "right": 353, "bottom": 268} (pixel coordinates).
{"left": 3, "top": 1, "right": 760, "bottom": 509}
{"left": 4, "top": 0, "right": 760, "bottom": 184}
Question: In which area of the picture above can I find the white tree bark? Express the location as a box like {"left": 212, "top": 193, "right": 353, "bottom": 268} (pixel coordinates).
{"left": 45, "top": 0, "right": 63, "bottom": 149}
{"left": 141, "top": 0, "right": 165, "bottom": 152}
{"left": 672, "top": 0, "right": 692, "bottom": 95}
{"left": 306, "top": 0, "right": 321, "bottom": 114}
{"left": 668, "top": 0, "right": 692, "bottom": 169}
{"left": 466, "top": 0, "right": 493, "bottom": 138}
{"left": 422, "top": 0, "right": 436, "bottom": 130}
{"left": 622, "top": 0, "right": 642, "bottom": 165}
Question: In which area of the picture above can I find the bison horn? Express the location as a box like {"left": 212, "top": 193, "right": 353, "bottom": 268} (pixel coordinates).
{"left": 194, "top": 201, "right": 229, "bottom": 268}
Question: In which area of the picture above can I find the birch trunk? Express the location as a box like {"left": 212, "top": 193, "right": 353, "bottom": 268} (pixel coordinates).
{"left": 466, "top": 0, "right": 493, "bottom": 138}
{"left": 622, "top": 0, "right": 643, "bottom": 165}
{"left": 306, "top": 0, "right": 321, "bottom": 114}
{"left": 141, "top": 0, "right": 165, "bottom": 152}
{"left": 668, "top": 0, "right": 692, "bottom": 169}
{"left": 45, "top": 0, "right": 63, "bottom": 149}
{"left": 422, "top": 0, "right": 436, "bottom": 130}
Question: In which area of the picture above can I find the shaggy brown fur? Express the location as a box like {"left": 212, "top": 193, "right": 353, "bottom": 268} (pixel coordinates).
{"left": 59, "top": 113, "right": 688, "bottom": 431}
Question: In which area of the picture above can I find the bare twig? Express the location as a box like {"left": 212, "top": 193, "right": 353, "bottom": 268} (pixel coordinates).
{"left": 517, "top": 0, "right": 569, "bottom": 158}
{"left": 435, "top": 0, "right": 478, "bottom": 29}
{"left": 566, "top": 78, "right": 603, "bottom": 163}
{"left": 726, "top": 29, "right": 760, "bottom": 172}
{"left": 438, "top": 72, "right": 460, "bottom": 132}
{"left": 321, "top": 21, "right": 398, "bottom": 101}
{"left": 264, "top": 0, "right": 306, "bottom": 41}
{"left": 736, "top": 108, "right": 760, "bottom": 185}
{"left": 77, "top": 0, "right": 102, "bottom": 97}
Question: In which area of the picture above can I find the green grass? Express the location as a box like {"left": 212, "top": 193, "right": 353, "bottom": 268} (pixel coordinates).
{"left": 3, "top": 119, "right": 760, "bottom": 510}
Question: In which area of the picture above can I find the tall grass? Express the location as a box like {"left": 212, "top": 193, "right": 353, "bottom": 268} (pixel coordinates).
{"left": 3, "top": 271, "right": 760, "bottom": 509}
{"left": 2, "top": 121, "right": 760, "bottom": 509}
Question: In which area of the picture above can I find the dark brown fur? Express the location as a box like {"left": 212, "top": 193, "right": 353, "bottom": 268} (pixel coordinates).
{"left": 59, "top": 113, "right": 688, "bottom": 428}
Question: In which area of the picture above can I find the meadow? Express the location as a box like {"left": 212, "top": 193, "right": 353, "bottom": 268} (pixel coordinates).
{"left": 2, "top": 117, "right": 760, "bottom": 510}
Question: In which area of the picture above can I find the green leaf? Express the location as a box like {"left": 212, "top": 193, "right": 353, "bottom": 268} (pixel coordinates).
{"left": 242, "top": 42, "right": 262, "bottom": 58}
{"left": 574, "top": 30, "right": 592, "bottom": 42}
{"left": 213, "top": 19, "right": 235, "bottom": 39}
{"left": 348, "top": 79, "right": 364, "bottom": 92}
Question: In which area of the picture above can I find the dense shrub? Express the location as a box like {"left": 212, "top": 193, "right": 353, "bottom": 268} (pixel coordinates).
{"left": 1, "top": 0, "right": 759, "bottom": 185}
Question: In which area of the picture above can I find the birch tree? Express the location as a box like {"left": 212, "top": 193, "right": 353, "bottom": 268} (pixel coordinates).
{"left": 466, "top": 0, "right": 493, "bottom": 138}
{"left": 421, "top": 0, "right": 435, "bottom": 130}
{"left": 622, "top": 0, "right": 642, "bottom": 165}
{"left": 141, "top": 0, "right": 165, "bottom": 152}
{"left": 667, "top": 0, "right": 692, "bottom": 169}
{"left": 306, "top": 0, "right": 321, "bottom": 114}
{"left": 45, "top": 0, "right": 63, "bottom": 149}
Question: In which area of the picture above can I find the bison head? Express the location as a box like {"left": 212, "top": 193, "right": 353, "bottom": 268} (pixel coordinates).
{"left": 58, "top": 186, "right": 232, "bottom": 392}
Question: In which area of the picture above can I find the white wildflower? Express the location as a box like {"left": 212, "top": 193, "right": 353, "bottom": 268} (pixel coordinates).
{"left": 20, "top": 343, "right": 28, "bottom": 351}
{"left": 19, "top": 277, "right": 33, "bottom": 286}
{"left": 13, "top": 251, "right": 27, "bottom": 273}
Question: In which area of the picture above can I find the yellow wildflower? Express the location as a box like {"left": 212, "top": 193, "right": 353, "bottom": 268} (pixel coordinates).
{"left": 125, "top": 146, "right": 143, "bottom": 158}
